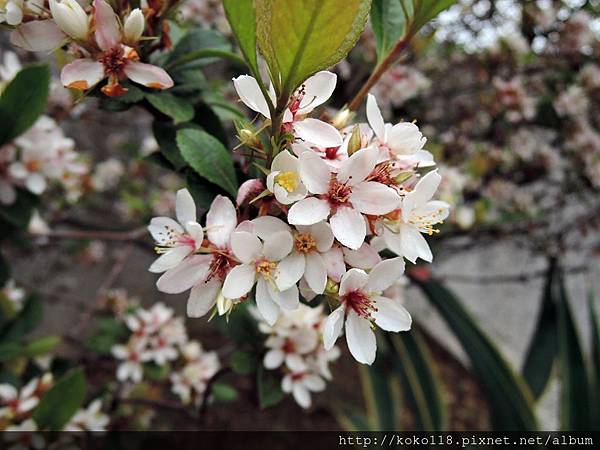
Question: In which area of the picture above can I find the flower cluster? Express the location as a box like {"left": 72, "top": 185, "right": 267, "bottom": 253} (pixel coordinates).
{"left": 10, "top": 0, "right": 173, "bottom": 96}
{"left": 148, "top": 72, "right": 449, "bottom": 365}
{"left": 251, "top": 304, "right": 340, "bottom": 409}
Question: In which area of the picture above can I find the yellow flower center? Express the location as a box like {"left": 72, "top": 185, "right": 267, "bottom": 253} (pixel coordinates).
{"left": 276, "top": 171, "right": 299, "bottom": 192}
{"left": 255, "top": 259, "right": 277, "bottom": 279}
{"left": 295, "top": 233, "right": 316, "bottom": 253}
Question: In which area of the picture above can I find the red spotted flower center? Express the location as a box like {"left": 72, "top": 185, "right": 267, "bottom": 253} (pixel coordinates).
{"left": 342, "top": 290, "right": 377, "bottom": 319}
{"left": 327, "top": 179, "right": 352, "bottom": 206}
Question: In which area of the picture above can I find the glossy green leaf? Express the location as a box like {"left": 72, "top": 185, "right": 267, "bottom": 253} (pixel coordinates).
{"left": 522, "top": 259, "right": 560, "bottom": 399}
{"left": 0, "top": 65, "right": 50, "bottom": 145}
{"left": 147, "top": 92, "right": 194, "bottom": 125}
{"left": 413, "top": 276, "right": 537, "bottom": 430}
{"left": 256, "top": 0, "right": 371, "bottom": 95}
{"left": 389, "top": 330, "right": 447, "bottom": 430}
{"left": 152, "top": 121, "right": 187, "bottom": 170}
{"left": 33, "top": 368, "right": 86, "bottom": 430}
{"left": 166, "top": 27, "right": 231, "bottom": 69}
{"left": 257, "top": 366, "right": 284, "bottom": 408}
{"left": 410, "top": 0, "right": 457, "bottom": 33}
{"left": 223, "top": 0, "right": 260, "bottom": 76}
{"left": 557, "top": 271, "right": 591, "bottom": 431}
{"left": 177, "top": 128, "right": 238, "bottom": 196}
{"left": 358, "top": 363, "right": 400, "bottom": 430}
{"left": 371, "top": 0, "right": 408, "bottom": 62}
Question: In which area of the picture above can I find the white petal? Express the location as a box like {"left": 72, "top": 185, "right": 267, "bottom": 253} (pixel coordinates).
{"left": 222, "top": 263, "right": 256, "bottom": 299}
{"left": 263, "top": 231, "right": 294, "bottom": 262}
{"left": 286, "top": 353, "right": 307, "bottom": 372}
{"left": 156, "top": 254, "right": 211, "bottom": 293}
{"left": 176, "top": 188, "right": 196, "bottom": 226}
{"left": 339, "top": 268, "right": 369, "bottom": 296}
{"left": 297, "top": 71, "right": 337, "bottom": 114}
{"left": 366, "top": 257, "right": 406, "bottom": 293}
{"left": 323, "top": 305, "right": 345, "bottom": 350}
{"left": 264, "top": 349, "right": 285, "bottom": 369}
{"left": 345, "top": 311, "right": 376, "bottom": 365}
{"left": 255, "top": 277, "right": 279, "bottom": 325}
{"left": 350, "top": 182, "right": 400, "bottom": 215}
{"left": 403, "top": 170, "right": 441, "bottom": 217}
{"left": 25, "top": 173, "right": 46, "bottom": 195}
{"left": 271, "top": 150, "right": 299, "bottom": 173}
{"left": 399, "top": 224, "right": 432, "bottom": 263}
{"left": 304, "top": 374, "right": 326, "bottom": 392}
{"left": 321, "top": 247, "right": 346, "bottom": 282}
{"left": 337, "top": 146, "right": 378, "bottom": 186}
{"left": 299, "top": 151, "right": 331, "bottom": 195}
{"left": 251, "top": 216, "right": 291, "bottom": 240}
{"left": 367, "top": 94, "right": 386, "bottom": 142}
{"left": 185, "top": 222, "right": 204, "bottom": 247}
{"left": 94, "top": 0, "right": 121, "bottom": 50}
{"left": 206, "top": 195, "right": 237, "bottom": 248}
{"left": 292, "top": 383, "right": 311, "bottom": 409}
{"left": 269, "top": 283, "right": 299, "bottom": 310}
{"left": 387, "top": 122, "right": 426, "bottom": 155}
{"left": 304, "top": 252, "right": 327, "bottom": 294}
{"left": 373, "top": 296, "right": 412, "bottom": 332}
{"left": 330, "top": 206, "right": 365, "bottom": 250}
{"left": 187, "top": 280, "right": 221, "bottom": 318}
{"left": 307, "top": 221, "right": 334, "bottom": 252}
{"left": 149, "top": 245, "right": 193, "bottom": 273}
{"left": 293, "top": 118, "right": 343, "bottom": 148}
{"left": 148, "top": 217, "right": 184, "bottom": 244}
{"left": 123, "top": 62, "right": 174, "bottom": 90}
{"left": 60, "top": 59, "right": 105, "bottom": 90}
{"left": 276, "top": 252, "right": 305, "bottom": 290}
{"left": 288, "top": 197, "right": 330, "bottom": 226}
{"left": 10, "top": 20, "right": 66, "bottom": 52}
{"left": 230, "top": 231, "right": 262, "bottom": 263}
{"left": 233, "top": 75, "right": 271, "bottom": 118}
{"left": 343, "top": 243, "right": 381, "bottom": 270}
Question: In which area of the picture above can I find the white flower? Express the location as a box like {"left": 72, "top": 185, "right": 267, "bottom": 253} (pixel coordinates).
{"left": 222, "top": 218, "right": 304, "bottom": 325}
{"left": 377, "top": 170, "right": 449, "bottom": 263}
{"left": 366, "top": 94, "right": 434, "bottom": 168}
{"left": 170, "top": 347, "right": 220, "bottom": 405}
{"left": 323, "top": 258, "right": 411, "bottom": 364}
{"left": 91, "top": 158, "right": 124, "bottom": 191}
{"left": 281, "top": 370, "right": 326, "bottom": 409}
{"left": 0, "top": 378, "right": 40, "bottom": 419}
{"left": 0, "top": 51, "right": 21, "bottom": 84}
{"left": 1, "top": 279, "right": 26, "bottom": 312}
{"left": 289, "top": 147, "right": 400, "bottom": 249}
{"left": 233, "top": 71, "right": 342, "bottom": 147}
{"left": 263, "top": 326, "right": 318, "bottom": 371}
{"left": 64, "top": 399, "right": 109, "bottom": 431}
{"left": 152, "top": 193, "right": 238, "bottom": 319}
{"left": 49, "top": 0, "right": 89, "bottom": 40}
{"left": 266, "top": 150, "right": 307, "bottom": 205}
{"left": 123, "top": 8, "right": 144, "bottom": 44}
{"left": 0, "top": 0, "right": 24, "bottom": 26}
{"left": 4, "top": 418, "right": 45, "bottom": 449}
{"left": 111, "top": 343, "right": 150, "bottom": 383}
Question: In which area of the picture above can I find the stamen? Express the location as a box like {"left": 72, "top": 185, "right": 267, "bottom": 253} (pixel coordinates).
{"left": 342, "top": 290, "right": 377, "bottom": 319}
{"left": 275, "top": 171, "right": 299, "bottom": 192}
{"left": 255, "top": 259, "right": 277, "bottom": 280}
{"left": 295, "top": 233, "right": 316, "bottom": 253}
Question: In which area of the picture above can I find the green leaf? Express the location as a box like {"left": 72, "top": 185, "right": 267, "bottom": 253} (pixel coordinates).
{"left": 0, "top": 295, "right": 43, "bottom": 341}
{"left": 522, "top": 258, "right": 560, "bottom": 399}
{"left": 358, "top": 363, "right": 399, "bottom": 430}
{"left": 212, "top": 382, "right": 238, "bottom": 402}
{"left": 557, "top": 269, "right": 591, "bottom": 431}
{"left": 177, "top": 128, "right": 238, "bottom": 196}
{"left": 413, "top": 276, "right": 538, "bottom": 430}
{"left": 230, "top": 351, "right": 257, "bottom": 375}
{"left": 389, "top": 330, "right": 447, "bottom": 430}
{"left": 223, "top": 0, "right": 260, "bottom": 76}
{"left": 256, "top": 0, "right": 371, "bottom": 95}
{"left": 85, "top": 317, "right": 129, "bottom": 355}
{"left": 152, "top": 121, "right": 187, "bottom": 170}
{"left": 144, "top": 363, "right": 170, "bottom": 381}
{"left": 0, "top": 189, "right": 38, "bottom": 230}
{"left": 33, "top": 368, "right": 86, "bottom": 430}
{"left": 0, "top": 342, "right": 22, "bottom": 361}
{"left": 0, "top": 65, "right": 50, "bottom": 145}
{"left": 371, "top": 0, "right": 408, "bottom": 62}
{"left": 24, "top": 335, "right": 60, "bottom": 357}
{"left": 147, "top": 92, "right": 195, "bottom": 125}
{"left": 410, "top": 0, "right": 456, "bottom": 33}
{"left": 167, "top": 27, "right": 231, "bottom": 69}
{"left": 257, "top": 366, "right": 284, "bottom": 408}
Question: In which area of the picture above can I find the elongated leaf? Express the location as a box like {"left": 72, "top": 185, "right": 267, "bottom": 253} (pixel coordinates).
{"left": 33, "top": 368, "right": 86, "bottom": 430}
{"left": 0, "top": 65, "right": 50, "bottom": 145}
{"left": 371, "top": 0, "right": 407, "bottom": 62}
{"left": 147, "top": 92, "right": 194, "bottom": 125}
{"left": 358, "top": 363, "right": 399, "bottom": 430}
{"left": 256, "top": 0, "right": 371, "bottom": 95}
{"left": 410, "top": 0, "right": 456, "bottom": 33}
{"left": 0, "top": 295, "right": 42, "bottom": 341}
{"left": 413, "top": 276, "right": 538, "bottom": 430}
{"left": 25, "top": 335, "right": 60, "bottom": 356}
{"left": 389, "top": 330, "right": 446, "bottom": 430}
{"left": 223, "top": 0, "right": 260, "bottom": 76}
{"left": 177, "top": 128, "right": 238, "bottom": 196}
{"left": 334, "top": 408, "right": 370, "bottom": 431}
{"left": 588, "top": 292, "right": 600, "bottom": 427}
{"left": 522, "top": 258, "right": 560, "bottom": 399}
{"left": 557, "top": 271, "right": 591, "bottom": 431}
{"left": 0, "top": 342, "right": 22, "bottom": 361}
{"left": 166, "top": 27, "right": 231, "bottom": 69}
{"left": 152, "top": 121, "right": 187, "bottom": 170}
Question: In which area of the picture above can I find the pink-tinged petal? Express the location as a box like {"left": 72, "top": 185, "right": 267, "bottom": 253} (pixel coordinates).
{"left": 176, "top": 188, "right": 196, "bottom": 225}
{"left": 156, "top": 254, "right": 212, "bottom": 293}
{"left": 123, "top": 61, "right": 174, "bottom": 90}
{"left": 366, "top": 257, "right": 405, "bottom": 293}
{"left": 343, "top": 243, "right": 381, "bottom": 270}
{"left": 304, "top": 252, "right": 327, "bottom": 294}
{"left": 373, "top": 296, "right": 412, "bottom": 332}
{"left": 345, "top": 311, "right": 376, "bottom": 365}
{"left": 299, "top": 150, "right": 330, "bottom": 195}
{"left": 60, "top": 59, "right": 104, "bottom": 90}
{"left": 337, "top": 146, "right": 378, "bottom": 186}
{"left": 10, "top": 20, "right": 67, "bottom": 52}
{"left": 232, "top": 75, "right": 271, "bottom": 118}
{"left": 149, "top": 245, "right": 193, "bottom": 273}
{"left": 322, "top": 246, "right": 345, "bottom": 282}
{"left": 307, "top": 221, "right": 334, "bottom": 252}
{"left": 287, "top": 197, "right": 330, "bottom": 226}
{"left": 323, "top": 305, "right": 345, "bottom": 350}
{"left": 275, "top": 252, "right": 305, "bottom": 291}
{"left": 230, "top": 231, "right": 262, "bottom": 263}
{"left": 350, "top": 181, "right": 400, "bottom": 215}
{"left": 206, "top": 195, "right": 237, "bottom": 248}
{"left": 222, "top": 263, "right": 256, "bottom": 298}
{"left": 94, "top": 0, "right": 121, "bottom": 51}
{"left": 255, "top": 277, "right": 279, "bottom": 325}
{"left": 251, "top": 216, "right": 291, "bottom": 240}
{"left": 366, "top": 94, "right": 386, "bottom": 142}
{"left": 148, "top": 217, "right": 184, "bottom": 244}
{"left": 387, "top": 121, "right": 426, "bottom": 155}
{"left": 339, "top": 268, "right": 369, "bottom": 296}
{"left": 187, "top": 279, "right": 221, "bottom": 318}
{"left": 297, "top": 71, "right": 337, "bottom": 115}
{"left": 329, "top": 206, "right": 365, "bottom": 250}
{"left": 263, "top": 231, "right": 293, "bottom": 262}
{"left": 236, "top": 178, "right": 264, "bottom": 206}
{"left": 293, "top": 118, "right": 343, "bottom": 148}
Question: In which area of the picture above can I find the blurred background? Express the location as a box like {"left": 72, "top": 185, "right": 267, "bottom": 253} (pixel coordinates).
{"left": 2, "top": 0, "right": 600, "bottom": 431}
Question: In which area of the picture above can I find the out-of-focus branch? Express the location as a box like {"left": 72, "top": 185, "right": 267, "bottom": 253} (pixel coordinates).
{"left": 30, "top": 227, "right": 147, "bottom": 242}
